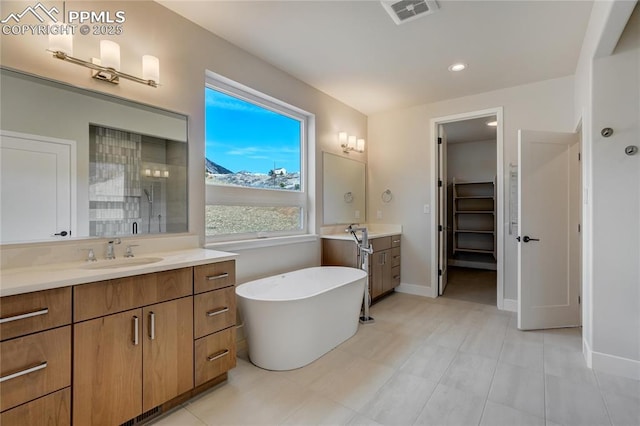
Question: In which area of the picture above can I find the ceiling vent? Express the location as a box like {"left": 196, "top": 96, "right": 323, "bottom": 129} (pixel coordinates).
{"left": 380, "top": 0, "right": 439, "bottom": 25}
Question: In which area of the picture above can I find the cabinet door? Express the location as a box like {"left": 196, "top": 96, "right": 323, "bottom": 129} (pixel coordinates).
{"left": 371, "top": 251, "right": 385, "bottom": 298}
{"left": 73, "top": 309, "right": 143, "bottom": 426}
{"left": 380, "top": 249, "right": 394, "bottom": 294}
{"left": 142, "top": 297, "right": 193, "bottom": 411}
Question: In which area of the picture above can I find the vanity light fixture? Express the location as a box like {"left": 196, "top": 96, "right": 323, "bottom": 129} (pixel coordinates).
{"left": 339, "top": 132, "right": 365, "bottom": 153}
{"left": 486, "top": 120, "right": 498, "bottom": 127}
{"left": 47, "top": 33, "right": 160, "bottom": 88}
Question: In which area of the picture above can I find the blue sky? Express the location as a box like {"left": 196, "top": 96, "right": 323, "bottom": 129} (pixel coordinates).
{"left": 205, "top": 88, "right": 301, "bottom": 174}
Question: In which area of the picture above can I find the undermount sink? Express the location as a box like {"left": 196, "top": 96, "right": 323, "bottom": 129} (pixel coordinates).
{"left": 81, "top": 257, "right": 164, "bottom": 270}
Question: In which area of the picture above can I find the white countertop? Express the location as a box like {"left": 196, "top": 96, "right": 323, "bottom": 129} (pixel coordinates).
{"left": 320, "top": 224, "right": 402, "bottom": 241}
{"left": 320, "top": 230, "right": 401, "bottom": 240}
{"left": 0, "top": 248, "right": 237, "bottom": 297}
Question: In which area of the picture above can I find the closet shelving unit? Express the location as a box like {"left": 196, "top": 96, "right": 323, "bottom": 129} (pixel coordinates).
{"left": 452, "top": 178, "right": 496, "bottom": 259}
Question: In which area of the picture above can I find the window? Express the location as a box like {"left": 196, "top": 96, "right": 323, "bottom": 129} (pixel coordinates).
{"left": 205, "top": 74, "right": 311, "bottom": 241}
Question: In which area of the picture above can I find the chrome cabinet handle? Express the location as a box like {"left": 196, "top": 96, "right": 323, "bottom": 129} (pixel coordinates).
{"left": 0, "top": 361, "right": 47, "bottom": 383}
{"left": 0, "top": 308, "right": 48, "bottom": 324}
{"left": 132, "top": 316, "right": 139, "bottom": 345}
{"left": 207, "top": 349, "right": 229, "bottom": 362}
{"left": 149, "top": 312, "right": 155, "bottom": 340}
{"left": 206, "top": 273, "right": 229, "bottom": 281}
{"left": 206, "top": 307, "right": 229, "bottom": 317}
{"left": 393, "top": 239, "right": 401, "bottom": 244}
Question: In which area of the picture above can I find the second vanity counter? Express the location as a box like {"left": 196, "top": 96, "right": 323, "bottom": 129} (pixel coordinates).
{"left": 0, "top": 248, "right": 237, "bottom": 297}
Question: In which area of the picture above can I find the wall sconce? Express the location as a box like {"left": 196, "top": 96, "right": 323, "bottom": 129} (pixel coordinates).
{"left": 339, "top": 132, "right": 365, "bottom": 153}
{"left": 47, "top": 33, "right": 159, "bottom": 88}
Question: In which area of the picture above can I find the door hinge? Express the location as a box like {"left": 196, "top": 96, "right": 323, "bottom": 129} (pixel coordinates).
{"left": 438, "top": 269, "right": 442, "bottom": 276}
{"left": 578, "top": 224, "right": 581, "bottom": 233}
{"left": 578, "top": 296, "right": 581, "bottom": 304}
{"left": 438, "top": 137, "right": 442, "bottom": 145}
{"left": 578, "top": 153, "right": 581, "bottom": 161}
{"left": 438, "top": 179, "right": 443, "bottom": 187}
{"left": 438, "top": 225, "right": 443, "bottom": 232}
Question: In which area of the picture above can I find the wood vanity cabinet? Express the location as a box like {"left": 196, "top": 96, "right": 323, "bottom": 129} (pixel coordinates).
{"left": 72, "top": 268, "right": 193, "bottom": 426}
{"left": 0, "top": 287, "right": 72, "bottom": 426}
{"left": 1, "top": 258, "right": 237, "bottom": 426}
{"left": 322, "top": 235, "right": 401, "bottom": 301}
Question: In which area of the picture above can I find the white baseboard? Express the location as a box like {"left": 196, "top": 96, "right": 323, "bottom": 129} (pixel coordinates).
{"left": 396, "top": 282, "right": 433, "bottom": 298}
{"left": 503, "top": 298, "right": 517, "bottom": 313}
{"left": 592, "top": 349, "right": 640, "bottom": 380}
{"left": 583, "top": 338, "right": 593, "bottom": 368}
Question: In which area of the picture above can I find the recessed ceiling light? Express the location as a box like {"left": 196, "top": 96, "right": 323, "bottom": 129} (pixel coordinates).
{"left": 448, "top": 63, "right": 466, "bottom": 72}
{"left": 486, "top": 121, "right": 498, "bottom": 127}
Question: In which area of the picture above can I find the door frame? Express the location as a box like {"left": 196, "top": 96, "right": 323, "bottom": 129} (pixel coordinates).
{"left": 429, "top": 107, "right": 505, "bottom": 309}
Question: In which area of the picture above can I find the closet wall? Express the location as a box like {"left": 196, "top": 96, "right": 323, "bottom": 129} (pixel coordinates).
{"left": 447, "top": 139, "right": 497, "bottom": 269}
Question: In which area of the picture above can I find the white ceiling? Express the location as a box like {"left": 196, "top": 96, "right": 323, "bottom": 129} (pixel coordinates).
{"left": 159, "top": 0, "right": 593, "bottom": 115}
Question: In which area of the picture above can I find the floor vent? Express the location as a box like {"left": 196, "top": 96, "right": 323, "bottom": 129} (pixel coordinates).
{"left": 120, "top": 406, "right": 162, "bottom": 426}
{"left": 380, "top": 0, "right": 439, "bottom": 25}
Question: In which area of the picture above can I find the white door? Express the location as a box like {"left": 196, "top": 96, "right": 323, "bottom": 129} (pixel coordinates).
{"left": 0, "top": 131, "right": 74, "bottom": 243}
{"left": 517, "top": 130, "right": 580, "bottom": 330}
{"left": 438, "top": 126, "right": 448, "bottom": 295}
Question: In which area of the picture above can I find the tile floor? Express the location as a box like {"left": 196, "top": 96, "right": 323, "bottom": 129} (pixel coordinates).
{"left": 152, "top": 293, "right": 639, "bottom": 426}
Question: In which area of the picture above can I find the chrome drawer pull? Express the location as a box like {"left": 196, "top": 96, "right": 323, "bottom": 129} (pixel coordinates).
{"left": 0, "top": 308, "right": 48, "bottom": 324}
{"left": 206, "top": 273, "right": 229, "bottom": 281}
{"left": 393, "top": 275, "right": 401, "bottom": 279}
{"left": 393, "top": 239, "right": 401, "bottom": 244}
{"left": 149, "top": 312, "right": 155, "bottom": 340}
{"left": 133, "top": 316, "right": 139, "bottom": 346}
{"left": 0, "top": 361, "right": 47, "bottom": 383}
{"left": 206, "top": 307, "right": 229, "bottom": 317}
{"left": 207, "top": 349, "right": 229, "bottom": 362}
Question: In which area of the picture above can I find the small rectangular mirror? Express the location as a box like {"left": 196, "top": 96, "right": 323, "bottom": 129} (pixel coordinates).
{"left": 323, "top": 152, "right": 366, "bottom": 225}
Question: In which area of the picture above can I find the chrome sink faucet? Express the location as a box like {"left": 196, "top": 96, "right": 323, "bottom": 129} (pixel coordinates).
{"left": 106, "top": 238, "right": 121, "bottom": 260}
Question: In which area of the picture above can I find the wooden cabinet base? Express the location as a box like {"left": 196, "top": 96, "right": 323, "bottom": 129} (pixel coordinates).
{"left": 1, "top": 388, "right": 70, "bottom": 426}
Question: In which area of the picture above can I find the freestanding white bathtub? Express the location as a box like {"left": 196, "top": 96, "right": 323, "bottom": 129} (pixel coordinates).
{"left": 236, "top": 266, "right": 367, "bottom": 371}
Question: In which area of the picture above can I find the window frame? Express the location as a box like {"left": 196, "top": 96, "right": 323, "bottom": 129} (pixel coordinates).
{"left": 204, "top": 71, "right": 313, "bottom": 243}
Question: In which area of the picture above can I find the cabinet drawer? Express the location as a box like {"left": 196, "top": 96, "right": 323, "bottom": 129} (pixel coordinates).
{"left": 0, "top": 326, "right": 71, "bottom": 412}
{"left": 391, "top": 247, "right": 401, "bottom": 268}
{"left": 392, "top": 266, "right": 401, "bottom": 287}
{"left": 194, "top": 287, "right": 236, "bottom": 339}
{"left": 371, "top": 236, "right": 391, "bottom": 252}
{"left": 194, "top": 261, "right": 236, "bottom": 294}
{"left": 74, "top": 268, "right": 192, "bottom": 322}
{"left": 0, "top": 387, "right": 70, "bottom": 426}
{"left": 391, "top": 235, "right": 401, "bottom": 248}
{"left": 194, "top": 327, "right": 236, "bottom": 386}
{"left": 0, "top": 287, "right": 71, "bottom": 342}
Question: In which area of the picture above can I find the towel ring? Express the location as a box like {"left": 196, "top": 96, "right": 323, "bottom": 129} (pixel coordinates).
{"left": 344, "top": 192, "right": 354, "bottom": 203}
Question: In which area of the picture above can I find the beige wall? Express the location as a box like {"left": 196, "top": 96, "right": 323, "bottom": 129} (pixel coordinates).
{"left": 0, "top": 1, "right": 367, "bottom": 281}
{"left": 368, "top": 76, "right": 575, "bottom": 300}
